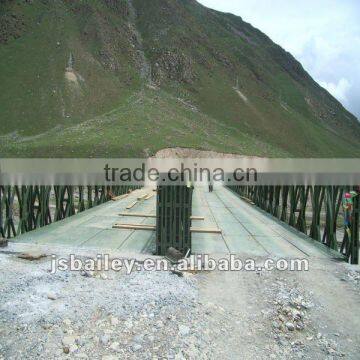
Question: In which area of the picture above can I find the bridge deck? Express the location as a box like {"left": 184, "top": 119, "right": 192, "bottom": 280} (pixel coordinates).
{"left": 192, "top": 187, "right": 339, "bottom": 258}
{"left": 11, "top": 189, "right": 157, "bottom": 253}
{"left": 10, "top": 187, "right": 340, "bottom": 259}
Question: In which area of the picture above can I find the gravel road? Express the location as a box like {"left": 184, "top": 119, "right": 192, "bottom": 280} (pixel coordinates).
{"left": 0, "top": 252, "right": 359, "bottom": 359}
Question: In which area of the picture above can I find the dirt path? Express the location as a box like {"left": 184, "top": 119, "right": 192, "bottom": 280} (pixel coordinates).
{"left": 197, "top": 268, "right": 273, "bottom": 359}
{"left": 198, "top": 257, "right": 360, "bottom": 359}
{"left": 0, "top": 250, "right": 359, "bottom": 359}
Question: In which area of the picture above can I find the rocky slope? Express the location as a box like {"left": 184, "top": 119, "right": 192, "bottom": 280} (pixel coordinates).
{"left": 0, "top": 0, "right": 359, "bottom": 157}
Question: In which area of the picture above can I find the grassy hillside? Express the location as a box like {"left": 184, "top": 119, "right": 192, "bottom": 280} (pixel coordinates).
{"left": 0, "top": 87, "right": 290, "bottom": 157}
{"left": 0, "top": 0, "right": 359, "bottom": 157}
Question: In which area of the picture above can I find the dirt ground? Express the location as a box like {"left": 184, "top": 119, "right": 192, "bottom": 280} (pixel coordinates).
{"left": 154, "top": 147, "right": 260, "bottom": 158}
{"left": 0, "top": 250, "right": 359, "bottom": 360}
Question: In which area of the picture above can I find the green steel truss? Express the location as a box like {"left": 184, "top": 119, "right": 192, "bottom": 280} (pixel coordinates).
{"left": 228, "top": 185, "right": 359, "bottom": 264}
{"left": 156, "top": 185, "right": 193, "bottom": 256}
{"left": 0, "top": 185, "right": 140, "bottom": 239}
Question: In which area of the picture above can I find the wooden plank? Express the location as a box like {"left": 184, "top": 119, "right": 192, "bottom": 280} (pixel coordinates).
{"left": 118, "top": 213, "right": 205, "bottom": 221}
{"left": 190, "top": 216, "right": 205, "bottom": 221}
{"left": 119, "top": 212, "right": 156, "bottom": 218}
{"left": 144, "top": 193, "right": 155, "bottom": 200}
{"left": 137, "top": 193, "right": 150, "bottom": 201}
{"left": 113, "top": 224, "right": 156, "bottom": 231}
{"left": 190, "top": 227, "right": 222, "bottom": 234}
{"left": 111, "top": 193, "right": 129, "bottom": 201}
{"left": 113, "top": 222, "right": 155, "bottom": 228}
{"left": 126, "top": 201, "right": 138, "bottom": 209}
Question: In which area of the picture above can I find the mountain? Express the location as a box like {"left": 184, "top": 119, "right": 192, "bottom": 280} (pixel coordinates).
{"left": 1, "top": 0, "right": 359, "bottom": 157}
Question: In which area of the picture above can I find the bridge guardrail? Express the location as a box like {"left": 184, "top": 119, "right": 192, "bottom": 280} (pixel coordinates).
{"left": 0, "top": 185, "right": 140, "bottom": 239}
{"left": 228, "top": 185, "right": 359, "bottom": 264}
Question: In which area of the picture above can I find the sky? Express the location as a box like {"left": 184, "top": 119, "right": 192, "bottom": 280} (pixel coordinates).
{"left": 198, "top": 0, "right": 360, "bottom": 119}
